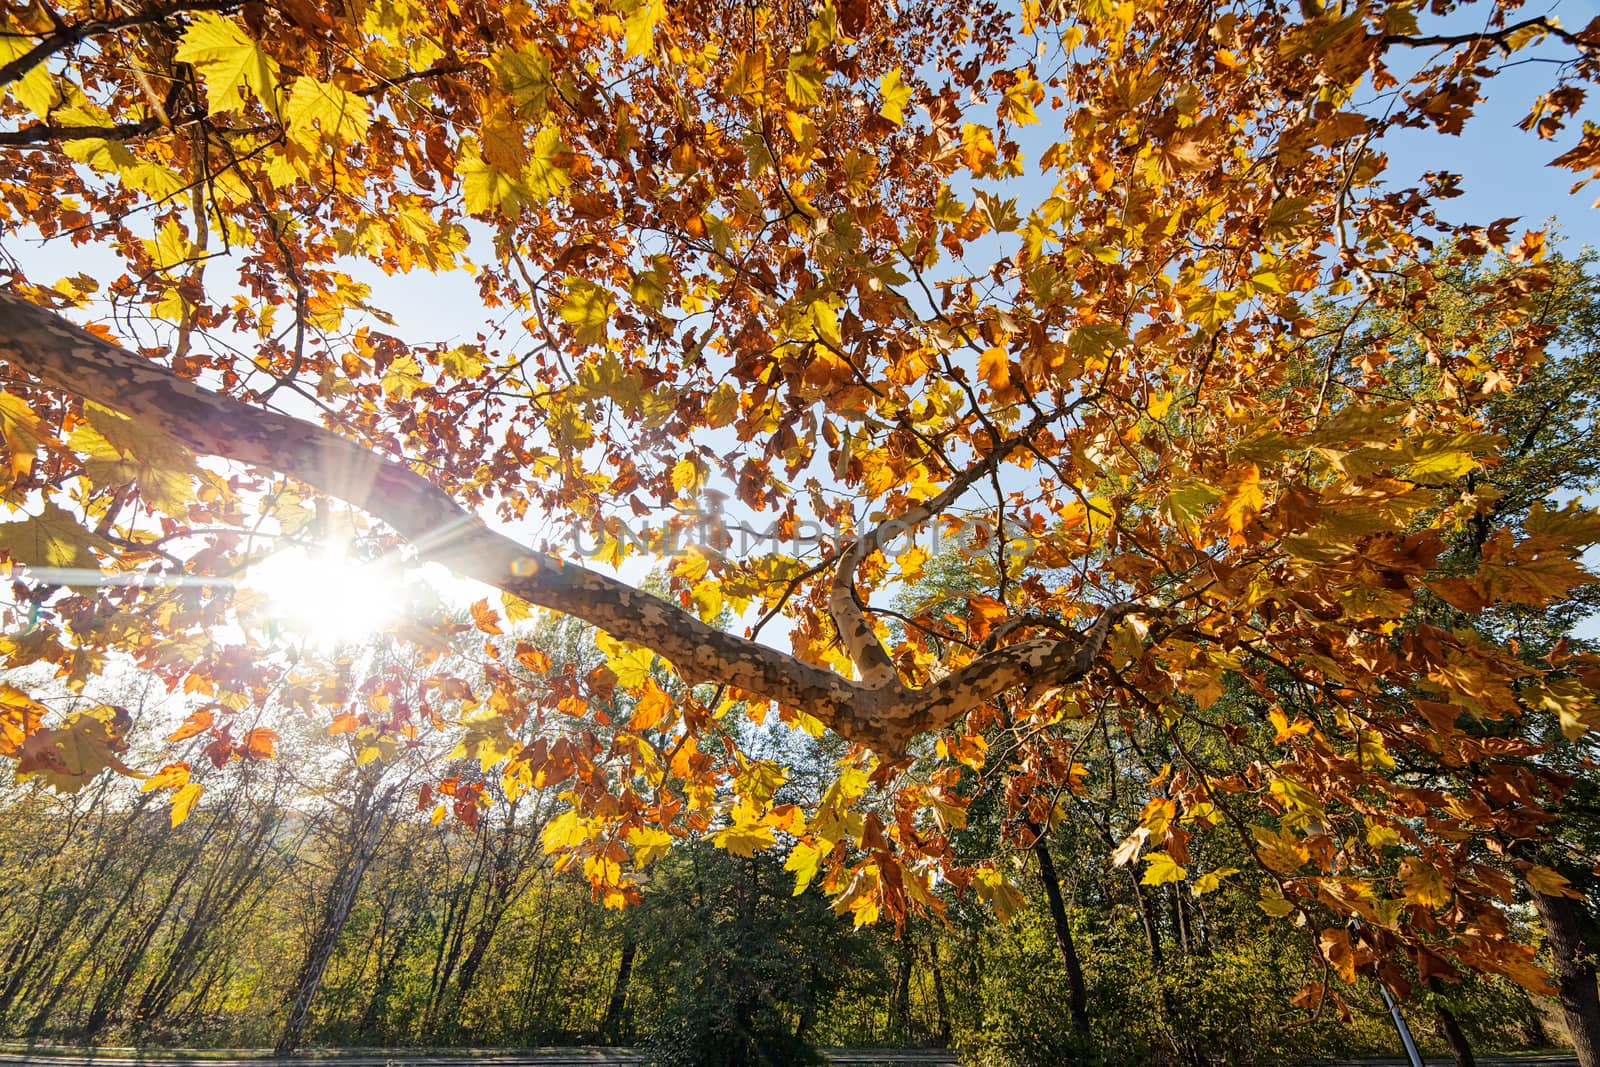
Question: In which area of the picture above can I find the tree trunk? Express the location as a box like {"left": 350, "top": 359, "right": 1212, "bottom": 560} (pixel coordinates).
{"left": 274, "top": 785, "right": 396, "bottom": 1056}
{"left": 599, "top": 936, "right": 636, "bottom": 1043}
{"left": 1529, "top": 885, "right": 1600, "bottom": 1067}
{"left": 892, "top": 936, "right": 914, "bottom": 1039}
{"left": 1128, "top": 872, "right": 1165, "bottom": 971}
{"left": 1436, "top": 1001, "right": 1476, "bottom": 1067}
{"left": 928, "top": 936, "right": 952, "bottom": 1047}
{"left": 1034, "top": 839, "right": 1090, "bottom": 1036}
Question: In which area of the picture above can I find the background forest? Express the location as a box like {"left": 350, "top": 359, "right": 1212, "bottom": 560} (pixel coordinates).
{"left": 2, "top": 252, "right": 1598, "bottom": 1066}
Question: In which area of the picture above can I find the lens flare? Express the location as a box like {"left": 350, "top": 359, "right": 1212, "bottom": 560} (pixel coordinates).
{"left": 247, "top": 547, "right": 399, "bottom": 646}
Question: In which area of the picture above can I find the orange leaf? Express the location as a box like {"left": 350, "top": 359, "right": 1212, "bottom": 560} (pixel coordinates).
{"left": 629, "top": 679, "right": 672, "bottom": 731}
{"left": 516, "top": 643, "right": 551, "bottom": 673}
{"left": 1319, "top": 928, "right": 1357, "bottom": 984}
{"left": 470, "top": 598, "right": 504, "bottom": 635}
{"left": 167, "top": 709, "right": 214, "bottom": 742}
{"left": 328, "top": 713, "right": 360, "bottom": 735}
{"left": 140, "top": 761, "right": 190, "bottom": 792}
{"left": 241, "top": 727, "right": 278, "bottom": 759}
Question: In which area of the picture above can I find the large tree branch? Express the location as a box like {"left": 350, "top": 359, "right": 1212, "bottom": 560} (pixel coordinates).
{"left": 884, "top": 602, "right": 1157, "bottom": 743}
{"left": 0, "top": 291, "right": 878, "bottom": 738}
{"left": 827, "top": 411, "right": 1051, "bottom": 691}
{"left": 0, "top": 290, "right": 1145, "bottom": 755}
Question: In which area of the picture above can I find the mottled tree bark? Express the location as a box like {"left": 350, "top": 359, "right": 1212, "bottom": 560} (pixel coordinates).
{"left": 0, "top": 291, "right": 1149, "bottom": 756}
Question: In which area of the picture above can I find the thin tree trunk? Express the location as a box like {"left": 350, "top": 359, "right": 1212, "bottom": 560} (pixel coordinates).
{"left": 599, "top": 936, "right": 636, "bottom": 1043}
{"left": 892, "top": 936, "right": 914, "bottom": 1039}
{"left": 928, "top": 937, "right": 952, "bottom": 1047}
{"left": 1128, "top": 872, "right": 1164, "bottom": 971}
{"left": 1034, "top": 839, "right": 1090, "bottom": 1036}
{"left": 274, "top": 785, "right": 395, "bottom": 1056}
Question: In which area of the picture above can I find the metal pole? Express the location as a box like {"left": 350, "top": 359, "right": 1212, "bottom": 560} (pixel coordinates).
{"left": 1375, "top": 973, "right": 1425, "bottom": 1067}
{"left": 1346, "top": 917, "right": 1424, "bottom": 1067}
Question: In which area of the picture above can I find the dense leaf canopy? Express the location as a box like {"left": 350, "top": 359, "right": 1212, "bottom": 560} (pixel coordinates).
{"left": 2, "top": 0, "right": 1600, "bottom": 1015}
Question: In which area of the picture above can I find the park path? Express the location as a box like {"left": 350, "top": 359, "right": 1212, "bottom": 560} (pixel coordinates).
{"left": 0, "top": 1048, "right": 960, "bottom": 1066}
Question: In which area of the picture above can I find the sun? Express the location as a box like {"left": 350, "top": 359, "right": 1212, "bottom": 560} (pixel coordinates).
{"left": 246, "top": 546, "right": 401, "bottom": 646}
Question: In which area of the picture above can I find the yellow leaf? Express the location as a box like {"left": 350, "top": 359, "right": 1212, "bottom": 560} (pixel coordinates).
{"left": 713, "top": 820, "right": 776, "bottom": 857}
{"left": 1141, "top": 851, "right": 1187, "bottom": 886}
{"left": 1191, "top": 867, "right": 1239, "bottom": 896}
{"left": 705, "top": 383, "right": 739, "bottom": 428}
{"left": 0, "top": 394, "right": 42, "bottom": 484}
{"left": 170, "top": 781, "right": 203, "bottom": 826}
{"left": 0, "top": 31, "right": 56, "bottom": 116}
{"left": 624, "top": 0, "right": 666, "bottom": 56}
{"left": 501, "top": 591, "right": 533, "bottom": 624}
{"left": 140, "top": 762, "right": 190, "bottom": 792}
{"left": 960, "top": 123, "right": 997, "bottom": 172}
{"left": 786, "top": 54, "right": 825, "bottom": 106}
{"left": 1259, "top": 887, "right": 1296, "bottom": 917}
{"left": 1398, "top": 857, "right": 1450, "bottom": 909}
{"left": 557, "top": 278, "right": 616, "bottom": 346}
{"left": 690, "top": 579, "right": 722, "bottom": 622}
{"left": 974, "top": 867, "right": 1027, "bottom": 922}
{"left": 542, "top": 809, "right": 593, "bottom": 853}
{"left": 1527, "top": 864, "right": 1582, "bottom": 899}
{"left": 626, "top": 825, "right": 674, "bottom": 866}
{"left": 284, "top": 76, "right": 371, "bottom": 146}
{"left": 629, "top": 679, "right": 672, "bottom": 731}
{"left": 174, "top": 13, "right": 280, "bottom": 115}
{"left": 0, "top": 502, "right": 110, "bottom": 571}
{"left": 458, "top": 140, "right": 527, "bottom": 217}
{"left": 879, "top": 68, "right": 911, "bottom": 124}
{"left": 671, "top": 457, "right": 701, "bottom": 494}
{"left": 896, "top": 544, "right": 928, "bottom": 583}
{"left": 786, "top": 839, "right": 826, "bottom": 895}
{"left": 1220, "top": 463, "right": 1264, "bottom": 540}
{"left": 1251, "top": 825, "right": 1308, "bottom": 873}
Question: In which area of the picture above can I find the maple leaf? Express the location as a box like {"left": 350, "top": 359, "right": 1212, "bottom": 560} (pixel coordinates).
{"left": 0, "top": 394, "right": 43, "bottom": 484}
{"left": 174, "top": 13, "right": 280, "bottom": 115}
{"left": 1191, "top": 867, "right": 1239, "bottom": 896}
{"left": 241, "top": 728, "right": 278, "bottom": 760}
{"left": 1319, "top": 928, "right": 1359, "bottom": 984}
{"left": 626, "top": 826, "right": 674, "bottom": 866}
{"left": 1218, "top": 463, "right": 1265, "bottom": 542}
{"left": 786, "top": 839, "right": 827, "bottom": 896}
{"left": 1141, "top": 851, "right": 1187, "bottom": 886}
{"left": 973, "top": 867, "right": 1027, "bottom": 922}
{"left": 879, "top": 68, "right": 911, "bottom": 125}
{"left": 628, "top": 679, "right": 672, "bottom": 731}
{"left": 140, "top": 761, "right": 190, "bottom": 792}
{"left": 557, "top": 279, "right": 617, "bottom": 346}
{"left": 284, "top": 76, "right": 371, "bottom": 146}
{"left": 1398, "top": 857, "right": 1451, "bottom": 909}
{"left": 469, "top": 598, "right": 504, "bottom": 635}
{"left": 169, "top": 781, "right": 203, "bottom": 827}
{"left": 168, "top": 709, "right": 214, "bottom": 742}
{"left": 0, "top": 502, "right": 111, "bottom": 570}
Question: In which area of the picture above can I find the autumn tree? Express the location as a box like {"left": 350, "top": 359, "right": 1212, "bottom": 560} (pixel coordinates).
{"left": 3, "top": 0, "right": 1600, "bottom": 1049}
